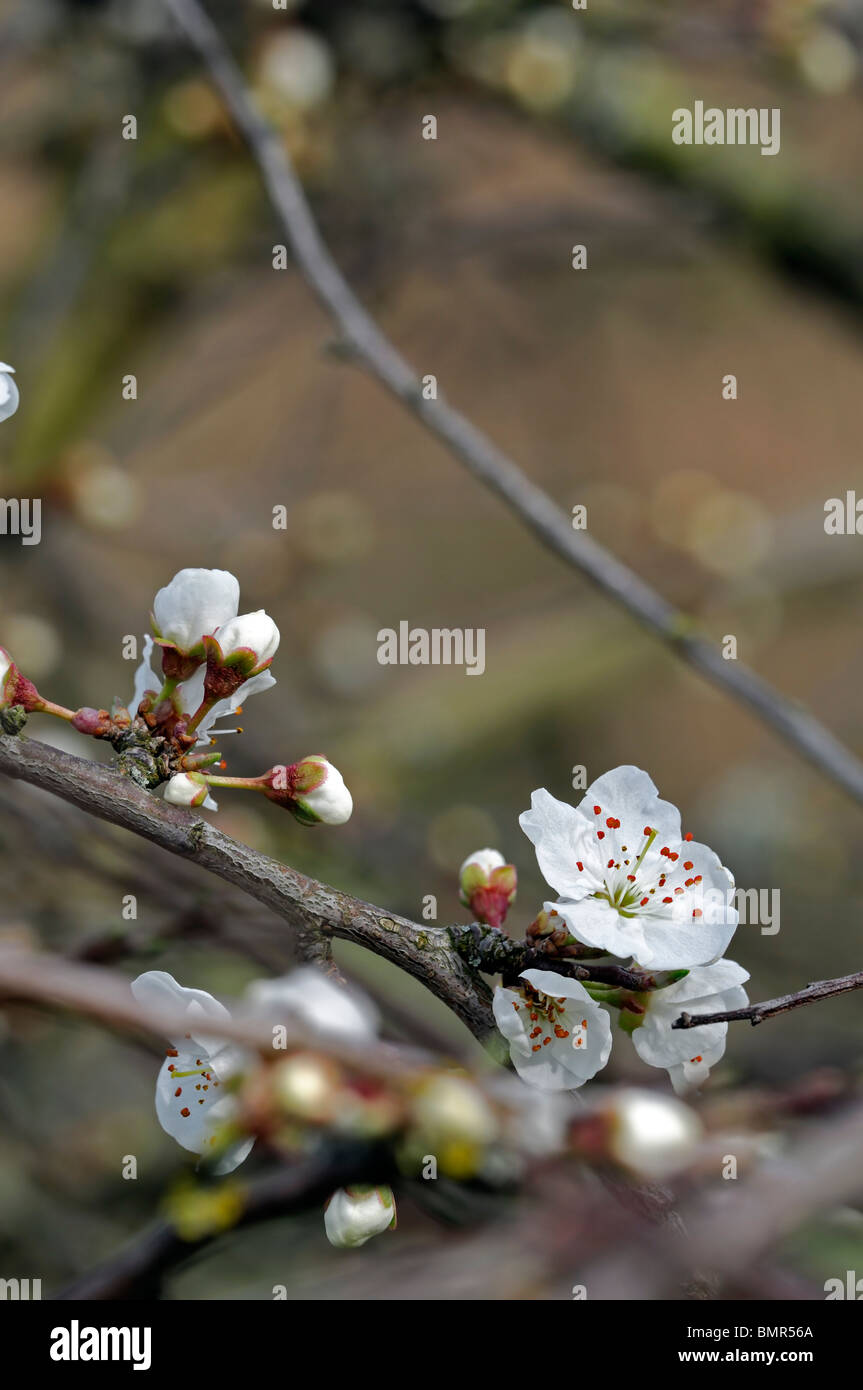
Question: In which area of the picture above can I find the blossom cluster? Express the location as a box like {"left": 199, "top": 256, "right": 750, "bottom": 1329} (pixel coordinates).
{"left": 462, "top": 766, "right": 749, "bottom": 1095}
{"left": 1, "top": 567, "right": 352, "bottom": 826}
{"left": 130, "top": 963, "right": 706, "bottom": 1252}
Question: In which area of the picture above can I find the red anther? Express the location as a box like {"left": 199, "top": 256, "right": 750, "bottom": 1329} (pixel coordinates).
{"left": 662, "top": 896, "right": 673, "bottom": 903}
{"left": 597, "top": 830, "right": 605, "bottom": 840}
{"left": 684, "top": 861, "right": 694, "bottom": 870}
{"left": 692, "top": 909, "right": 703, "bottom": 919}
{"left": 640, "top": 897, "right": 649, "bottom": 906}
{"left": 684, "top": 833, "right": 693, "bottom": 841}
{"left": 594, "top": 805, "right": 601, "bottom": 815}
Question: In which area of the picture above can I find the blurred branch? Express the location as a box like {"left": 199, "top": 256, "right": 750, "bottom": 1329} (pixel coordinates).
{"left": 674, "top": 969, "right": 863, "bottom": 1030}
{"left": 0, "top": 734, "right": 493, "bottom": 1039}
{"left": 56, "top": 1142, "right": 391, "bottom": 1301}
{"left": 161, "top": 0, "right": 863, "bottom": 812}
{"left": 580, "top": 1096, "right": 863, "bottom": 1300}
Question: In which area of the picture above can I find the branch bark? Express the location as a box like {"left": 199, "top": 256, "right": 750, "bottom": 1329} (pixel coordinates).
{"left": 158, "top": 0, "right": 863, "bottom": 812}
{"left": 0, "top": 734, "right": 493, "bottom": 1039}
{"left": 673, "top": 969, "right": 863, "bottom": 1030}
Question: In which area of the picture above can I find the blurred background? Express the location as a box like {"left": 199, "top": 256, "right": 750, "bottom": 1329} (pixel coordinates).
{"left": 1, "top": 0, "right": 863, "bottom": 1297}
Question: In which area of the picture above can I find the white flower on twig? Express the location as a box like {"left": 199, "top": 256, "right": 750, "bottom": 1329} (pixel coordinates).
{"left": 493, "top": 967, "right": 612, "bottom": 1091}
{"left": 631, "top": 958, "right": 750, "bottom": 1093}
{"left": 130, "top": 970, "right": 254, "bottom": 1175}
{"left": 520, "top": 766, "right": 738, "bottom": 970}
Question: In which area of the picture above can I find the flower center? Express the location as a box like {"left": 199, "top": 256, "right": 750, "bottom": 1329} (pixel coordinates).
{"left": 514, "top": 986, "right": 587, "bottom": 1053}
{"left": 576, "top": 805, "right": 705, "bottom": 921}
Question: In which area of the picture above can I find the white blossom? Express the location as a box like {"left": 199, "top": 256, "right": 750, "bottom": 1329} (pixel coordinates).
{"left": 631, "top": 958, "right": 750, "bottom": 1093}
{"left": 520, "top": 766, "right": 738, "bottom": 970}
{"left": 244, "top": 966, "right": 378, "bottom": 1042}
{"left": 493, "top": 967, "right": 612, "bottom": 1091}
{"left": 130, "top": 971, "right": 253, "bottom": 1175}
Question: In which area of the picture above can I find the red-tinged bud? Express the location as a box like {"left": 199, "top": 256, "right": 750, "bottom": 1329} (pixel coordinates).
{"left": 72, "top": 707, "right": 113, "bottom": 737}
{"left": 459, "top": 849, "right": 517, "bottom": 929}
{"left": 202, "top": 610, "right": 280, "bottom": 699}
{"left": 0, "top": 647, "right": 44, "bottom": 712}
{"left": 527, "top": 909, "right": 554, "bottom": 940}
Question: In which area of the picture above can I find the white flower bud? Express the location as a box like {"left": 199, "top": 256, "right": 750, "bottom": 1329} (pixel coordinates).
{"left": 0, "top": 363, "right": 19, "bottom": 423}
{"left": 164, "top": 772, "right": 210, "bottom": 807}
{"left": 213, "top": 609, "right": 280, "bottom": 669}
{"left": 412, "top": 1073, "right": 498, "bottom": 1146}
{"left": 269, "top": 757, "right": 353, "bottom": 826}
{"left": 302, "top": 759, "right": 352, "bottom": 825}
{"left": 459, "top": 847, "right": 506, "bottom": 880}
{"left": 324, "top": 1186, "right": 396, "bottom": 1249}
{"left": 152, "top": 568, "right": 240, "bottom": 655}
{"left": 0, "top": 648, "right": 11, "bottom": 686}
{"left": 604, "top": 1087, "right": 703, "bottom": 1179}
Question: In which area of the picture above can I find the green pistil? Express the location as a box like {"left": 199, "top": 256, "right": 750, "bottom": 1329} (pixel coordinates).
{"left": 633, "top": 827, "right": 658, "bottom": 874}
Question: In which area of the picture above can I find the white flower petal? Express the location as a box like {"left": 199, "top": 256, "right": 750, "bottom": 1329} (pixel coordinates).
{"left": 0, "top": 369, "right": 20, "bottom": 423}
{"left": 493, "top": 972, "right": 612, "bottom": 1092}
{"left": 519, "top": 788, "right": 594, "bottom": 901}
{"left": 131, "top": 970, "right": 232, "bottom": 1051}
{"left": 244, "top": 967, "right": 378, "bottom": 1042}
{"left": 130, "top": 633, "right": 160, "bottom": 714}
{"left": 213, "top": 609, "right": 280, "bottom": 666}
{"left": 153, "top": 568, "right": 239, "bottom": 653}
{"left": 632, "top": 958, "right": 749, "bottom": 1091}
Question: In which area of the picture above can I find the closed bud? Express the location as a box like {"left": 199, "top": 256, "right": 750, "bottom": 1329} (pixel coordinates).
{"left": 459, "top": 848, "right": 517, "bottom": 929}
{"left": 163, "top": 771, "right": 210, "bottom": 807}
{"left": 273, "top": 1053, "right": 342, "bottom": 1123}
{"left": 72, "top": 706, "right": 113, "bottom": 737}
{"left": 204, "top": 609, "right": 280, "bottom": 696}
{"left": 152, "top": 568, "right": 240, "bottom": 659}
{"left": 0, "top": 647, "right": 42, "bottom": 712}
{"left": 263, "top": 755, "right": 353, "bottom": 826}
{"left": 577, "top": 1087, "right": 703, "bottom": 1180}
{"left": 324, "top": 1185, "right": 396, "bottom": 1249}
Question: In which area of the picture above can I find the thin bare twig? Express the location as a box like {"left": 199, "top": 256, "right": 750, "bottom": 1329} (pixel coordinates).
{"left": 0, "top": 734, "right": 493, "bottom": 1039}
{"left": 673, "top": 969, "right": 863, "bottom": 1030}
{"left": 159, "top": 0, "right": 863, "bottom": 811}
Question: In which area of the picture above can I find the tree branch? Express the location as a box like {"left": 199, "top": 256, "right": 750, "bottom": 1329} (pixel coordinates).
{"left": 672, "top": 970, "right": 863, "bottom": 1030}
{"left": 56, "top": 1142, "right": 393, "bottom": 1301}
{"left": 158, "top": 0, "right": 863, "bottom": 811}
{"left": 0, "top": 734, "right": 493, "bottom": 1039}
